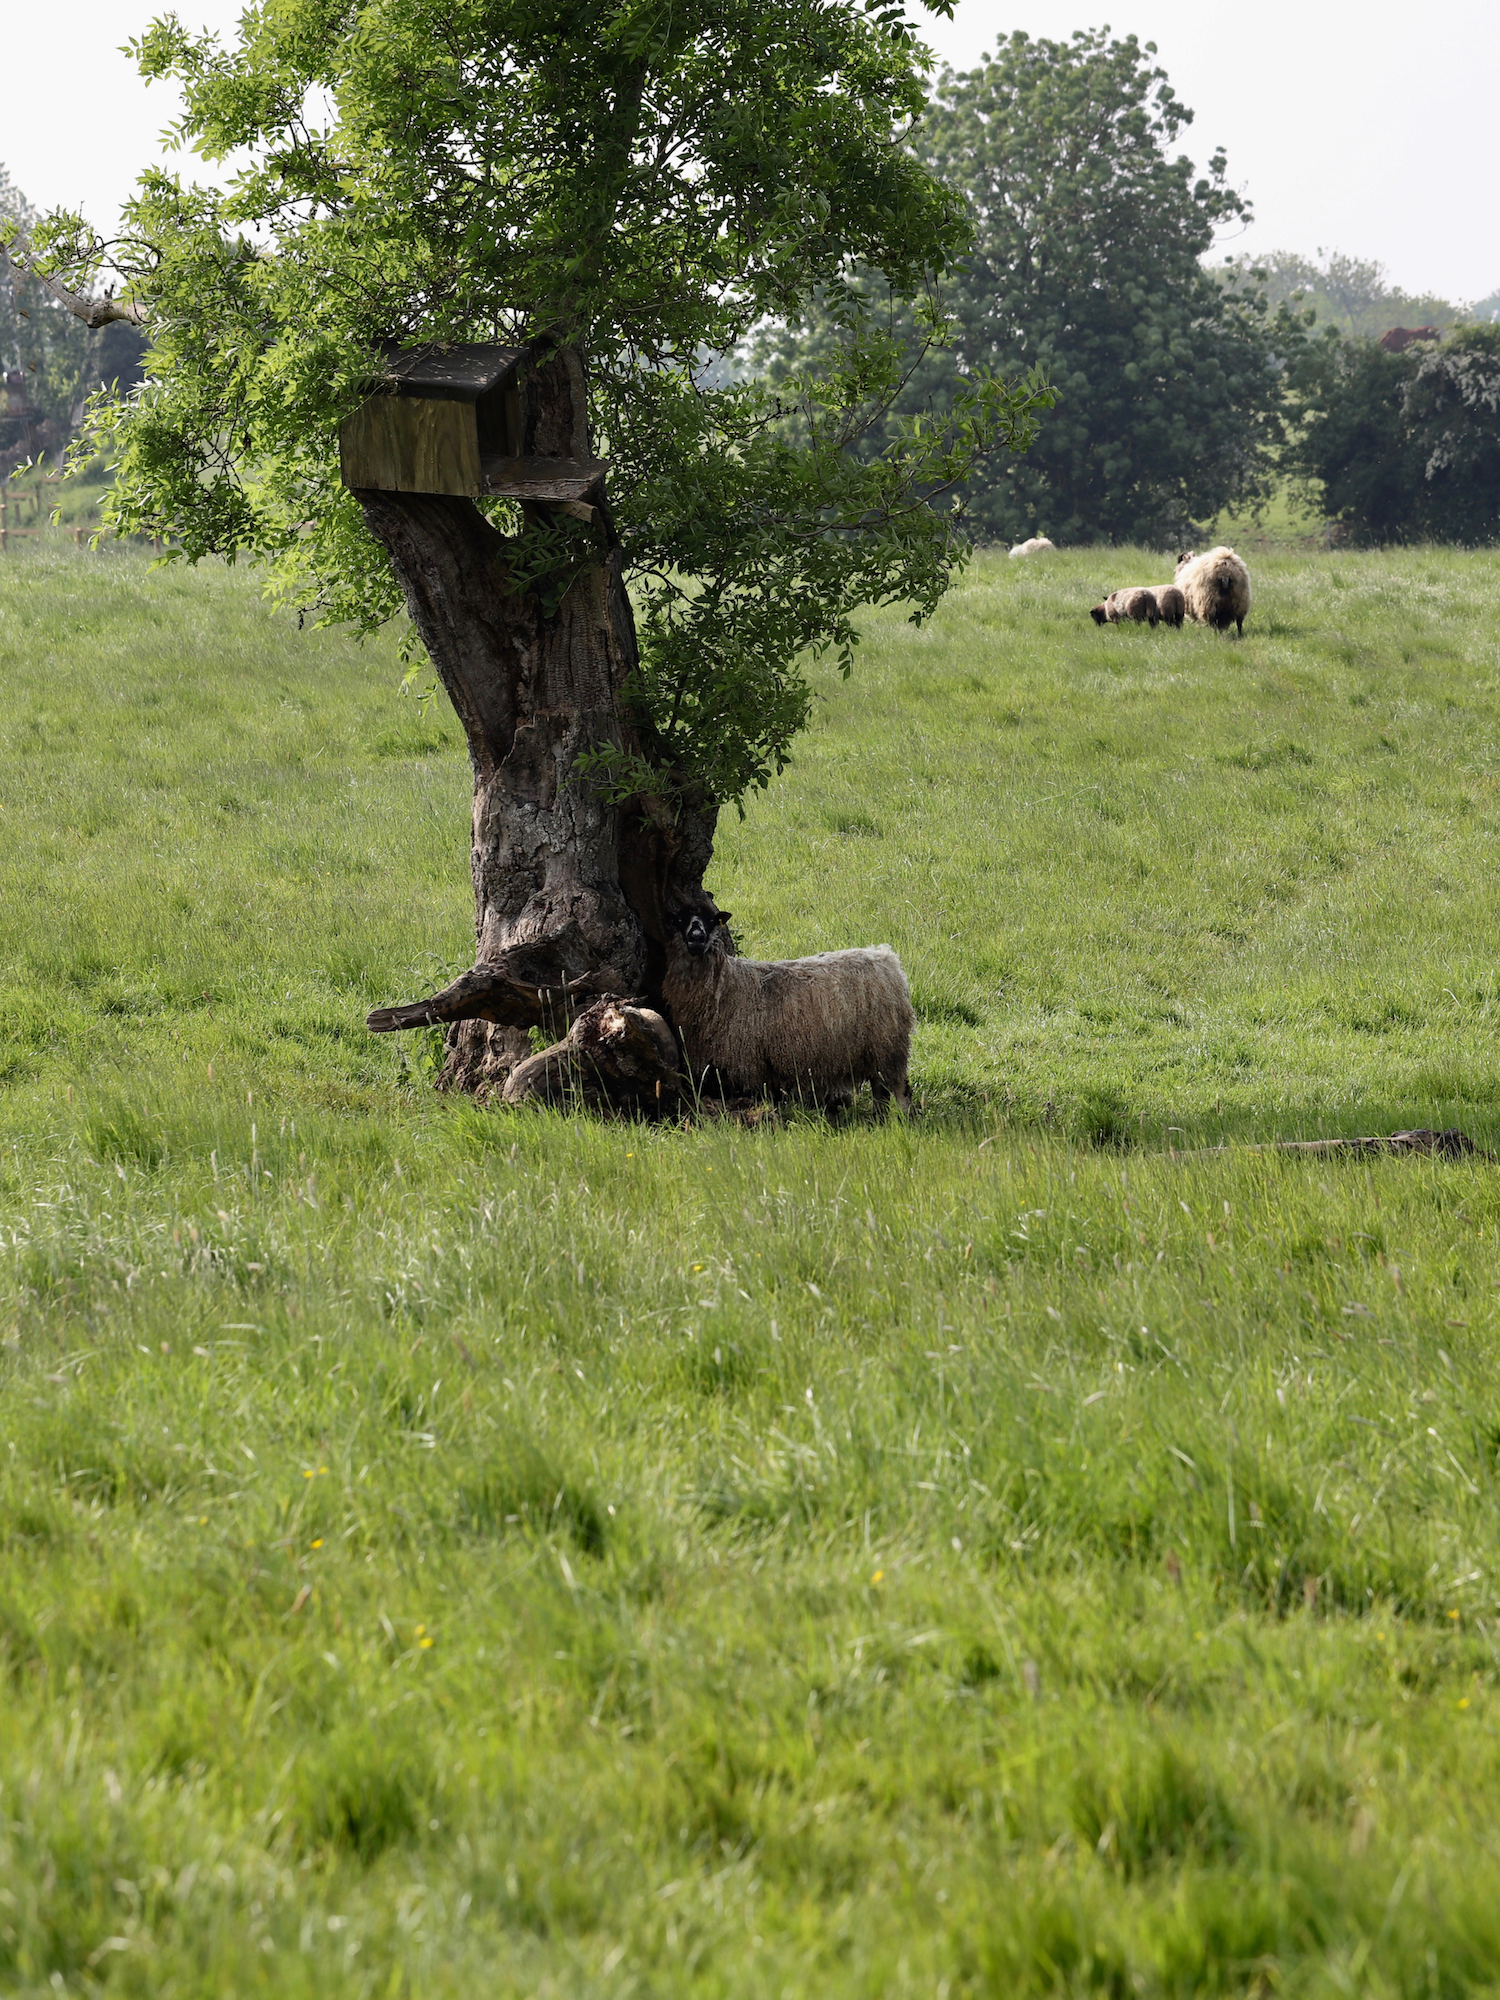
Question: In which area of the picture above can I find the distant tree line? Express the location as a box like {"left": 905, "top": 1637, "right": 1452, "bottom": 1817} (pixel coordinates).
{"left": 760, "top": 32, "right": 1500, "bottom": 548}
{"left": 760, "top": 29, "right": 1300, "bottom": 548}
{"left": 9, "top": 34, "right": 1500, "bottom": 550}
{"left": 1221, "top": 248, "right": 1456, "bottom": 343}
{"left": 1284, "top": 324, "right": 1500, "bottom": 544}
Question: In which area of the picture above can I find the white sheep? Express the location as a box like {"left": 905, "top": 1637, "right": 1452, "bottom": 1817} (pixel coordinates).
{"left": 1174, "top": 547, "right": 1251, "bottom": 634}
{"left": 1009, "top": 536, "right": 1057, "bottom": 558}
{"left": 662, "top": 909, "right": 915, "bottom": 1117}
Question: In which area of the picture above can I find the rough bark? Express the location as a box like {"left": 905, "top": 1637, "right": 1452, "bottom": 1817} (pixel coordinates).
{"left": 356, "top": 340, "right": 717, "bottom": 1098}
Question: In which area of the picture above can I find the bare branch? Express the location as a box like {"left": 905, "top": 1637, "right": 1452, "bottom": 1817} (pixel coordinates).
{"left": 24, "top": 265, "right": 146, "bottom": 328}
{"left": 6, "top": 237, "right": 147, "bottom": 328}
{"left": 365, "top": 924, "right": 631, "bottom": 1035}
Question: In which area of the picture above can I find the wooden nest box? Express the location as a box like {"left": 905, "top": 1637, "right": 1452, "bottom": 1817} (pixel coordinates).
{"left": 339, "top": 341, "right": 605, "bottom": 504}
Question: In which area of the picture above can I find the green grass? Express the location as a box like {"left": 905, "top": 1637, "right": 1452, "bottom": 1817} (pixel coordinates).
{"left": 1204, "top": 480, "right": 1330, "bottom": 550}
{"left": 3, "top": 539, "right": 1500, "bottom": 1996}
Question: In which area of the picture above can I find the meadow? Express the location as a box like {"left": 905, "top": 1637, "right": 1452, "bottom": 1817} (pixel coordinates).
{"left": 2, "top": 534, "right": 1500, "bottom": 1996}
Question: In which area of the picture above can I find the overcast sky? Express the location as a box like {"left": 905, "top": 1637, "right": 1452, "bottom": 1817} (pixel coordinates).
{"left": 6, "top": 0, "right": 1498, "bottom": 305}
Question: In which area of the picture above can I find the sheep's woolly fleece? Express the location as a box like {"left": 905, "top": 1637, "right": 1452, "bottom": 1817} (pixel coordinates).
{"left": 1174, "top": 546, "right": 1251, "bottom": 632}
{"left": 1091, "top": 587, "right": 1161, "bottom": 627}
{"left": 663, "top": 918, "right": 914, "bottom": 1115}
{"left": 1009, "top": 536, "right": 1056, "bottom": 558}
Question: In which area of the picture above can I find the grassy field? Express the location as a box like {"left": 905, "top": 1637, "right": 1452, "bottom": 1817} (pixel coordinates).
{"left": 3, "top": 534, "right": 1500, "bottom": 1996}
{"left": 1204, "top": 481, "right": 1330, "bottom": 553}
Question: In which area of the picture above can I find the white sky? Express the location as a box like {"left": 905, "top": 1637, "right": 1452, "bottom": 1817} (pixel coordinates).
{"left": 5, "top": 0, "right": 1498, "bottom": 305}
{"left": 920, "top": 0, "right": 1500, "bottom": 304}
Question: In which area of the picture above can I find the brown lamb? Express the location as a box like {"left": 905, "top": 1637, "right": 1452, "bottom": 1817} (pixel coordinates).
{"left": 1089, "top": 587, "right": 1161, "bottom": 626}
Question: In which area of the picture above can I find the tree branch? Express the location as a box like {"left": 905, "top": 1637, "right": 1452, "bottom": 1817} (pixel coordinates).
{"left": 8, "top": 248, "right": 147, "bottom": 329}
{"left": 366, "top": 925, "right": 632, "bottom": 1035}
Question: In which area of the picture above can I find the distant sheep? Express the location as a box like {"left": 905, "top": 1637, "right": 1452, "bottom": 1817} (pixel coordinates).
{"left": 1090, "top": 587, "right": 1161, "bottom": 627}
{"left": 1174, "top": 547, "right": 1251, "bottom": 635}
{"left": 662, "top": 908, "right": 915, "bottom": 1117}
{"left": 1010, "top": 536, "right": 1056, "bottom": 558}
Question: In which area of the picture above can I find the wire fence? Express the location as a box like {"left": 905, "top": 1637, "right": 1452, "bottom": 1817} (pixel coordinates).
{"left": 0, "top": 472, "right": 165, "bottom": 553}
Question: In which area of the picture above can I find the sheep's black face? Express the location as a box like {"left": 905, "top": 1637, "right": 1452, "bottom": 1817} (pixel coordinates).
{"left": 676, "top": 907, "right": 731, "bottom": 957}
{"left": 681, "top": 912, "right": 714, "bottom": 957}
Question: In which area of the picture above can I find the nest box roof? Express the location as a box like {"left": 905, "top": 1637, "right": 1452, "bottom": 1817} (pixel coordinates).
{"left": 374, "top": 340, "right": 524, "bottom": 402}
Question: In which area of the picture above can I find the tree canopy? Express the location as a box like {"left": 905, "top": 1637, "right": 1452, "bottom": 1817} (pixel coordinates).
{"left": 6, "top": 0, "right": 1048, "bottom": 807}
{"left": 763, "top": 29, "right": 1294, "bottom": 547}
{"left": 1286, "top": 323, "right": 1500, "bottom": 545}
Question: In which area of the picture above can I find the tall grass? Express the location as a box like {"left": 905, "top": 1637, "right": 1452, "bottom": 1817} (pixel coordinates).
{"left": 1, "top": 538, "right": 1499, "bottom": 1995}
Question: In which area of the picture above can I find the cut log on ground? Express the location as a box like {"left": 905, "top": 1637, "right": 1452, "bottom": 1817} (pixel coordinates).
{"left": 1172, "top": 1128, "right": 1493, "bottom": 1163}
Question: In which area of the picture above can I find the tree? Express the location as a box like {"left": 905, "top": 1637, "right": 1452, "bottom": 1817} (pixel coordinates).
{"left": 763, "top": 30, "right": 1294, "bottom": 547}
{"left": 1220, "top": 247, "right": 1455, "bottom": 342}
{"left": 1285, "top": 323, "right": 1500, "bottom": 545}
{"left": 5, "top": 0, "right": 1048, "bottom": 1104}
{"left": 1, "top": 165, "right": 144, "bottom": 474}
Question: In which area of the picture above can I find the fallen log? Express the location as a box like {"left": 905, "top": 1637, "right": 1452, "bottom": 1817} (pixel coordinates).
{"left": 1173, "top": 1127, "right": 1493, "bottom": 1163}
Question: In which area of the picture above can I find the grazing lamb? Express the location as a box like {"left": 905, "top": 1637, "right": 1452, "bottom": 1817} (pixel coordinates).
{"left": 1174, "top": 546, "right": 1251, "bottom": 634}
{"left": 662, "top": 908, "right": 915, "bottom": 1117}
{"left": 1152, "top": 584, "right": 1185, "bottom": 627}
{"left": 1009, "top": 536, "right": 1056, "bottom": 558}
{"left": 1089, "top": 587, "right": 1160, "bottom": 627}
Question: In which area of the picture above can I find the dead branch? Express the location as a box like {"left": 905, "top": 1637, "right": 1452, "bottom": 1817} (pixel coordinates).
{"left": 366, "top": 925, "right": 630, "bottom": 1036}
{"left": 6, "top": 242, "right": 147, "bottom": 329}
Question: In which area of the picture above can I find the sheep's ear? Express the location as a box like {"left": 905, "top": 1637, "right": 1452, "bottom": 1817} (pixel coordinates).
{"left": 716, "top": 910, "right": 733, "bottom": 925}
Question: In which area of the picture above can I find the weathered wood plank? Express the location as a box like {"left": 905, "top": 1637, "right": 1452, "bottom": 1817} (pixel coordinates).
{"left": 377, "top": 340, "right": 524, "bottom": 400}
{"left": 340, "top": 396, "right": 481, "bottom": 496}
{"left": 480, "top": 454, "right": 607, "bottom": 502}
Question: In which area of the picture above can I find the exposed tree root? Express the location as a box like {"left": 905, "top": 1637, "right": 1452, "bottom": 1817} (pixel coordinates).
{"left": 365, "top": 925, "right": 627, "bottom": 1038}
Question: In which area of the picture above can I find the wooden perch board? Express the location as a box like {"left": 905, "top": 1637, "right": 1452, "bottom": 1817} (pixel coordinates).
{"left": 480, "top": 454, "right": 607, "bottom": 502}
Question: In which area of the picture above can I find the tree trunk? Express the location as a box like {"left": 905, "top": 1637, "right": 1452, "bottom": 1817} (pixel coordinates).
{"left": 356, "top": 340, "right": 716, "bottom": 1098}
